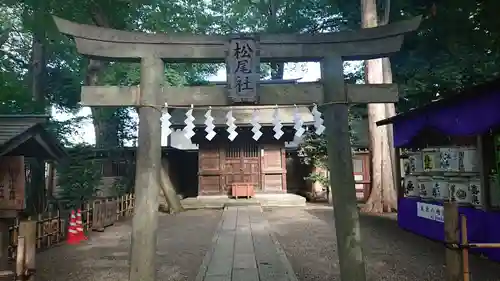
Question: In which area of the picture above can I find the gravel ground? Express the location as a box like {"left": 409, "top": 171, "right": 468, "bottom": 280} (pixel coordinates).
{"left": 264, "top": 204, "right": 500, "bottom": 281}
{"left": 36, "top": 209, "right": 222, "bottom": 281}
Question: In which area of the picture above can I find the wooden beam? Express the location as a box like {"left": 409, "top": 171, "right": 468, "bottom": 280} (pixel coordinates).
{"left": 53, "top": 16, "right": 421, "bottom": 62}
{"left": 80, "top": 83, "right": 398, "bottom": 107}
{"left": 128, "top": 57, "right": 163, "bottom": 281}
{"left": 321, "top": 56, "right": 367, "bottom": 281}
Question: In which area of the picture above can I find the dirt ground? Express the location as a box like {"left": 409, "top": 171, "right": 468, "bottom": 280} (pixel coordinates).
{"left": 264, "top": 204, "right": 500, "bottom": 281}
{"left": 36, "top": 209, "right": 222, "bottom": 281}
{"left": 34, "top": 205, "right": 500, "bottom": 281}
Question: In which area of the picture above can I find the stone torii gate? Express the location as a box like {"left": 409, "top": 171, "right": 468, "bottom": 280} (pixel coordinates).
{"left": 53, "top": 16, "right": 421, "bottom": 281}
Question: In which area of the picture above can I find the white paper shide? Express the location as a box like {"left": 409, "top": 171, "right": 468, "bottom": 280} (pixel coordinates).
{"left": 311, "top": 104, "right": 325, "bottom": 135}
{"left": 251, "top": 109, "right": 263, "bottom": 141}
{"left": 226, "top": 109, "right": 238, "bottom": 141}
{"left": 293, "top": 106, "right": 306, "bottom": 138}
{"left": 272, "top": 106, "right": 284, "bottom": 140}
{"left": 161, "top": 103, "right": 172, "bottom": 145}
{"left": 183, "top": 106, "right": 195, "bottom": 140}
{"left": 204, "top": 108, "right": 216, "bottom": 141}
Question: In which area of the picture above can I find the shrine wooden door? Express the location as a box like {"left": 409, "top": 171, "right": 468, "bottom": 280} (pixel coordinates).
{"left": 224, "top": 141, "right": 260, "bottom": 193}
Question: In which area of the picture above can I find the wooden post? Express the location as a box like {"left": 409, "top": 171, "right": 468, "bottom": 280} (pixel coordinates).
{"left": 46, "top": 162, "right": 55, "bottom": 201}
{"left": 460, "top": 215, "right": 470, "bottom": 281}
{"left": 0, "top": 220, "right": 10, "bottom": 273}
{"left": 18, "top": 221, "right": 36, "bottom": 281}
{"left": 128, "top": 56, "right": 164, "bottom": 281}
{"left": 15, "top": 236, "right": 25, "bottom": 281}
{"left": 0, "top": 219, "right": 12, "bottom": 281}
{"left": 321, "top": 55, "right": 367, "bottom": 281}
{"left": 443, "top": 202, "right": 462, "bottom": 281}
{"left": 159, "top": 159, "right": 184, "bottom": 213}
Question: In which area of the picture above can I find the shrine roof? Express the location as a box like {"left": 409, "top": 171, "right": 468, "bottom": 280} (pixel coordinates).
{"left": 0, "top": 115, "right": 68, "bottom": 161}
{"left": 170, "top": 106, "right": 314, "bottom": 127}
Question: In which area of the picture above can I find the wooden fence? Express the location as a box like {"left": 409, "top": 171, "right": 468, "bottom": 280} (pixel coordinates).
{"left": 8, "top": 193, "right": 135, "bottom": 259}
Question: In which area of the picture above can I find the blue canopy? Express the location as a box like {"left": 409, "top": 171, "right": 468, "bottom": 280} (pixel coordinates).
{"left": 377, "top": 80, "right": 500, "bottom": 147}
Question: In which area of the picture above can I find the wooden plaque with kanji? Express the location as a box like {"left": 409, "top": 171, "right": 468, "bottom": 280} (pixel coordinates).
{"left": 0, "top": 156, "right": 25, "bottom": 210}
{"left": 226, "top": 37, "right": 260, "bottom": 103}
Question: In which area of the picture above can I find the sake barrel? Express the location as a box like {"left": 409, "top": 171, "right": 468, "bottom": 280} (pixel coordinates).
{"left": 418, "top": 176, "right": 433, "bottom": 200}
{"left": 460, "top": 147, "right": 478, "bottom": 173}
{"left": 431, "top": 176, "right": 448, "bottom": 201}
{"left": 403, "top": 175, "right": 419, "bottom": 198}
{"left": 469, "top": 177, "right": 483, "bottom": 207}
{"left": 448, "top": 177, "right": 471, "bottom": 205}
{"left": 440, "top": 147, "right": 460, "bottom": 172}
{"left": 407, "top": 151, "right": 423, "bottom": 174}
{"left": 489, "top": 175, "right": 500, "bottom": 208}
{"left": 402, "top": 158, "right": 411, "bottom": 176}
{"left": 422, "top": 148, "right": 441, "bottom": 172}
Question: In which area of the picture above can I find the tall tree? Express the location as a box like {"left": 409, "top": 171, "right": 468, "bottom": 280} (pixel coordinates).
{"left": 361, "top": 0, "right": 397, "bottom": 212}
{"left": 26, "top": 0, "right": 49, "bottom": 213}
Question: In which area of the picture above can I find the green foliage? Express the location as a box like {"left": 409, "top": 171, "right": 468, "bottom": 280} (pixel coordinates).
{"left": 298, "top": 107, "right": 360, "bottom": 188}
{"left": 298, "top": 109, "right": 359, "bottom": 164}
{"left": 388, "top": 1, "right": 500, "bottom": 111}
{"left": 298, "top": 61, "right": 362, "bottom": 171}
{"left": 56, "top": 144, "right": 102, "bottom": 207}
{"left": 307, "top": 171, "right": 331, "bottom": 190}
{"left": 112, "top": 175, "right": 133, "bottom": 197}
{"left": 3, "top": 0, "right": 500, "bottom": 202}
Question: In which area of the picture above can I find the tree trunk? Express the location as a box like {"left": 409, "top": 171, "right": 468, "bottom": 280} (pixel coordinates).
{"left": 87, "top": 6, "right": 182, "bottom": 209}
{"left": 26, "top": 1, "right": 47, "bottom": 214}
{"left": 382, "top": 58, "right": 398, "bottom": 208}
{"left": 266, "top": 0, "right": 285, "bottom": 81}
{"left": 86, "top": 9, "right": 121, "bottom": 149}
{"left": 85, "top": 59, "right": 117, "bottom": 148}
{"left": 360, "top": 0, "right": 397, "bottom": 213}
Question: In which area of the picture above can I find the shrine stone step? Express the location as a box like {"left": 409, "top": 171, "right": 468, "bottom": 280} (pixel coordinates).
{"left": 254, "top": 194, "right": 306, "bottom": 208}
{"left": 181, "top": 194, "right": 306, "bottom": 210}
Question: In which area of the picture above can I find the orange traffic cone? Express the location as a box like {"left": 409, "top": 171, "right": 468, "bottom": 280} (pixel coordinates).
{"left": 76, "top": 209, "right": 88, "bottom": 241}
{"left": 67, "top": 210, "right": 79, "bottom": 244}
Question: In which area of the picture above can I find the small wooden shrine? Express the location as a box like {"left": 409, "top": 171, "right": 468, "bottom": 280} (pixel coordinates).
{"left": 171, "top": 106, "right": 313, "bottom": 196}
{"left": 0, "top": 115, "right": 67, "bottom": 271}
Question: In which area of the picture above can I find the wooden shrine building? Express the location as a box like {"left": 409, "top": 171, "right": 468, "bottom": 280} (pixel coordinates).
{"left": 171, "top": 106, "right": 313, "bottom": 196}
{"left": 0, "top": 115, "right": 68, "bottom": 270}
{"left": 0, "top": 115, "right": 68, "bottom": 213}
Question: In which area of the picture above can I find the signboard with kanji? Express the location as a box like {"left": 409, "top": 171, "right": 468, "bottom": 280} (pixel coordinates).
{"left": 0, "top": 156, "right": 25, "bottom": 210}
{"left": 226, "top": 37, "right": 260, "bottom": 103}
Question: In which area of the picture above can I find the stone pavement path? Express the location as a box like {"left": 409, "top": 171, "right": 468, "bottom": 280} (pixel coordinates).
{"left": 196, "top": 206, "right": 297, "bottom": 281}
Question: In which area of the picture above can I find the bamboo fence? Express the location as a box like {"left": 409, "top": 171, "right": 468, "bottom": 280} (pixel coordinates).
{"left": 7, "top": 193, "right": 135, "bottom": 259}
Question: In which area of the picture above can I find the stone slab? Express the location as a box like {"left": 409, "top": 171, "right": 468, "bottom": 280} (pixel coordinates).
{"left": 181, "top": 194, "right": 306, "bottom": 210}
